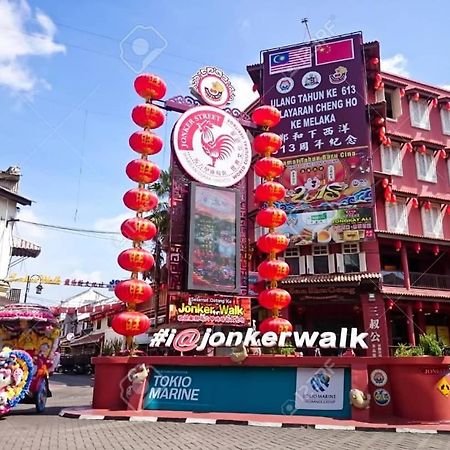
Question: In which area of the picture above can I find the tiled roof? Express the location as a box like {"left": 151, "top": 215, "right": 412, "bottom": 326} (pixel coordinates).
{"left": 375, "top": 230, "right": 450, "bottom": 244}
{"left": 0, "top": 186, "right": 32, "bottom": 205}
{"left": 70, "top": 332, "right": 104, "bottom": 347}
{"left": 12, "top": 237, "right": 41, "bottom": 258}
{"left": 382, "top": 286, "right": 450, "bottom": 300}
{"left": 282, "top": 272, "right": 381, "bottom": 285}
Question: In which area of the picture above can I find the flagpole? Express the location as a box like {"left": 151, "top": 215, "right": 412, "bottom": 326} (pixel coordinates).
{"left": 301, "top": 18, "right": 312, "bottom": 42}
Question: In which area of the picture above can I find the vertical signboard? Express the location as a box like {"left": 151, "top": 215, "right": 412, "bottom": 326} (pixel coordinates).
{"left": 262, "top": 33, "right": 369, "bottom": 157}
{"left": 187, "top": 183, "right": 241, "bottom": 293}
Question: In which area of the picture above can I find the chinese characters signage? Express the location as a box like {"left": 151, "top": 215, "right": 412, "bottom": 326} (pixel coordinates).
{"left": 279, "top": 208, "right": 374, "bottom": 245}
{"left": 169, "top": 294, "right": 251, "bottom": 327}
{"left": 262, "top": 33, "right": 369, "bottom": 157}
{"left": 187, "top": 183, "right": 240, "bottom": 293}
{"left": 367, "top": 304, "right": 383, "bottom": 358}
{"left": 279, "top": 149, "right": 372, "bottom": 212}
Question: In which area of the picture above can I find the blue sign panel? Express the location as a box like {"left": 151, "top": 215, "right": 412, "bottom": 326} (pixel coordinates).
{"left": 144, "top": 365, "right": 351, "bottom": 419}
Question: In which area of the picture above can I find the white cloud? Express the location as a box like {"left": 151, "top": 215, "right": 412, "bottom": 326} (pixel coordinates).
{"left": 69, "top": 270, "right": 103, "bottom": 283}
{"left": 94, "top": 213, "right": 130, "bottom": 233}
{"left": 16, "top": 208, "right": 46, "bottom": 240}
{"left": 229, "top": 74, "right": 259, "bottom": 111}
{"left": 0, "top": 0, "right": 65, "bottom": 92}
{"left": 381, "top": 54, "right": 409, "bottom": 77}
{"left": 441, "top": 85, "right": 450, "bottom": 92}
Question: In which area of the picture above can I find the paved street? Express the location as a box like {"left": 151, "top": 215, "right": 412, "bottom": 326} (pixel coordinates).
{"left": 0, "top": 373, "right": 449, "bottom": 449}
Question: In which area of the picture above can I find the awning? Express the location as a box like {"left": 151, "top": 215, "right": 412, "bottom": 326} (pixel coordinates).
{"left": 12, "top": 237, "right": 41, "bottom": 258}
{"left": 70, "top": 332, "right": 104, "bottom": 347}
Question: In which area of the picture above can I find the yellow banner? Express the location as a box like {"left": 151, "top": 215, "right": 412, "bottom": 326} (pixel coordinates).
{"left": 6, "top": 274, "right": 62, "bottom": 285}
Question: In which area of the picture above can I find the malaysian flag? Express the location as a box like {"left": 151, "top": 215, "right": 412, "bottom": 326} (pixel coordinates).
{"left": 269, "top": 47, "right": 312, "bottom": 74}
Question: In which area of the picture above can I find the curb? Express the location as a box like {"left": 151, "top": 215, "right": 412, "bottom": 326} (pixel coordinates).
{"left": 58, "top": 412, "right": 450, "bottom": 434}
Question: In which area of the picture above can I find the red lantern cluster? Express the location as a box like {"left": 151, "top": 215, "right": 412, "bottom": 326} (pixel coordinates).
{"left": 252, "top": 106, "right": 292, "bottom": 334}
{"left": 374, "top": 73, "right": 383, "bottom": 91}
{"left": 112, "top": 73, "right": 167, "bottom": 348}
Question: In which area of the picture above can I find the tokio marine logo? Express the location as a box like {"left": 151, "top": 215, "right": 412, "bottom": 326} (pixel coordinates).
{"left": 173, "top": 105, "right": 252, "bottom": 187}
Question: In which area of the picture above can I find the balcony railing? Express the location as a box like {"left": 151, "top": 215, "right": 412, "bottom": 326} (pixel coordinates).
{"left": 382, "top": 270, "right": 450, "bottom": 290}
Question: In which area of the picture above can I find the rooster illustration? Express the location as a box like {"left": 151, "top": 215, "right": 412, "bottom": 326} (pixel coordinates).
{"left": 198, "top": 120, "right": 235, "bottom": 167}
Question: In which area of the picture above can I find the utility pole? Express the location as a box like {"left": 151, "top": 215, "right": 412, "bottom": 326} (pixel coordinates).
{"left": 301, "top": 18, "right": 313, "bottom": 41}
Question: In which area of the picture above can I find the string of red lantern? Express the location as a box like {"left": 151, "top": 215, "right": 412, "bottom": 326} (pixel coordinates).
{"left": 252, "top": 106, "right": 293, "bottom": 335}
{"left": 111, "top": 74, "right": 167, "bottom": 349}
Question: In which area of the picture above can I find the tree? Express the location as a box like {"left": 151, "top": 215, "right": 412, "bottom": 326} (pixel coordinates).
{"left": 144, "top": 169, "right": 171, "bottom": 322}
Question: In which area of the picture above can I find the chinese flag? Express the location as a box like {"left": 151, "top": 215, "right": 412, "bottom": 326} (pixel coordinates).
{"left": 315, "top": 39, "right": 354, "bottom": 65}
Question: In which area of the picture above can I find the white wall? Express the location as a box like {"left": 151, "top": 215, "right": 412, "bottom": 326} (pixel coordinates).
{"left": 0, "top": 197, "right": 16, "bottom": 279}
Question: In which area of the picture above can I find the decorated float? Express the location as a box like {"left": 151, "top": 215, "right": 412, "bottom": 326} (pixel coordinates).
{"left": 0, "top": 303, "right": 60, "bottom": 415}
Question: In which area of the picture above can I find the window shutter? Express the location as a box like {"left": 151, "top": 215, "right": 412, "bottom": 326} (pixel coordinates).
{"left": 358, "top": 252, "right": 367, "bottom": 272}
{"left": 381, "top": 145, "right": 391, "bottom": 173}
{"left": 426, "top": 155, "right": 437, "bottom": 182}
{"left": 441, "top": 109, "right": 450, "bottom": 135}
{"left": 328, "top": 254, "right": 336, "bottom": 273}
{"left": 392, "top": 89, "right": 403, "bottom": 119}
{"left": 392, "top": 146, "right": 403, "bottom": 175}
{"left": 375, "top": 87, "right": 385, "bottom": 103}
{"left": 398, "top": 203, "right": 408, "bottom": 233}
{"left": 421, "top": 208, "right": 432, "bottom": 236}
{"left": 409, "top": 101, "right": 420, "bottom": 127}
{"left": 385, "top": 203, "right": 395, "bottom": 230}
{"left": 336, "top": 253, "right": 344, "bottom": 273}
{"left": 432, "top": 207, "right": 443, "bottom": 238}
{"left": 306, "top": 255, "right": 314, "bottom": 274}
{"left": 299, "top": 255, "right": 306, "bottom": 275}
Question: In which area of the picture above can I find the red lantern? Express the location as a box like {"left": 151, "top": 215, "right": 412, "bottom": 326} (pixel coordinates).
{"left": 121, "top": 217, "right": 157, "bottom": 242}
{"left": 123, "top": 188, "right": 158, "bottom": 212}
{"left": 415, "top": 301, "right": 423, "bottom": 312}
{"left": 405, "top": 142, "right": 413, "bottom": 153}
{"left": 431, "top": 98, "right": 438, "bottom": 108}
{"left": 254, "top": 181, "right": 286, "bottom": 203}
{"left": 384, "top": 191, "right": 392, "bottom": 203}
{"left": 381, "top": 178, "right": 389, "bottom": 188}
{"left": 433, "top": 302, "right": 440, "bottom": 313}
{"left": 370, "top": 57, "right": 379, "bottom": 66}
{"left": 257, "top": 260, "right": 290, "bottom": 281}
{"left": 132, "top": 104, "right": 165, "bottom": 129}
{"left": 412, "top": 92, "right": 420, "bottom": 102}
{"left": 423, "top": 201, "right": 432, "bottom": 210}
{"left": 259, "top": 317, "right": 293, "bottom": 334}
{"left": 373, "top": 117, "right": 385, "bottom": 127}
{"left": 378, "top": 127, "right": 386, "bottom": 138}
{"left": 414, "top": 242, "right": 421, "bottom": 254}
{"left": 399, "top": 88, "right": 406, "bottom": 98}
{"left": 384, "top": 137, "right": 392, "bottom": 147}
{"left": 253, "top": 132, "right": 283, "bottom": 155}
{"left": 433, "top": 245, "right": 440, "bottom": 256}
{"left": 118, "top": 248, "right": 155, "bottom": 272}
{"left": 386, "top": 299, "right": 394, "bottom": 310}
{"left": 410, "top": 197, "right": 419, "bottom": 209}
{"left": 418, "top": 144, "right": 427, "bottom": 154}
{"left": 256, "top": 207, "right": 287, "bottom": 228}
{"left": 129, "top": 131, "right": 163, "bottom": 155}
{"left": 126, "top": 159, "right": 161, "bottom": 184}
{"left": 374, "top": 73, "right": 383, "bottom": 90}
{"left": 447, "top": 205, "right": 450, "bottom": 216}
{"left": 395, "top": 240, "right": 402, "bottom": 252}
{"left": 257, "top": 233, "right": 289, "bottom": 254}
{"left": 439, "top": 149, "right": 447, "bottom": 159}
{"left": 111, "top": 311, "right": 151, "bottom": 336}
{"left": 390, "top": 194, "right": 397, "bottom": 204}
{"left": 252, "top": 106, "right": 281, "bottom": 128}
{"left": 254, "top": 157, "right": 285, "bottom": 178}
{"left": 115, "top": 279, "right": 153, "bottom": 304}
{"left": 445, "top": 101, "right": 450, "bottom": 111}
{"left": 134, "top": 74, "right": 167, "bottom": 100}
{"left": 258, "top": 288, "right": 291, "bottom": 310}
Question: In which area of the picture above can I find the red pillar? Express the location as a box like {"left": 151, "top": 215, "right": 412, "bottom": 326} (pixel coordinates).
{"left": 400, "top": 246, "right": 411, "bottom": 289}
{"left": 405, "top": 304, "right": 416, "bottom": 346}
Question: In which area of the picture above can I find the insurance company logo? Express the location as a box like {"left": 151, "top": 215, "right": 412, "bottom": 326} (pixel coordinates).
{"left": 301, "top": 71, "right": 321, "bottom": 89}
{"left": 172, "top": 105, "right": 252, "bottom": 187}
{"left": 310, "top": 371, "right": 331, "bottom": 392}
{"left": 329, "top": 66, "right": 348, "bottom": 84}
{"left": 190, "top": 66, "right": 235, "bottom": 108}
{"left": 373, "top": 388, "right": 391, "bottom": 406}
{"left": 276, "top": 76, "right": 295, "bottom": 94}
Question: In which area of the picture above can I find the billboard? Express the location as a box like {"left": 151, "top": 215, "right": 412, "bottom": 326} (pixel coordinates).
{"left": 278, "top": 148, "right": 372, "bottom": 213}
{"left": 262, "top": 33, "right": 369, "bottom": 157}
{"left": 170, "top": 294, "right": 251, "bottom": 326}
{"left": 279, "top": 207, "right": 374, "bottom": 245}
{"left": 187, "top": 183, "right": 240, "bottom": 293}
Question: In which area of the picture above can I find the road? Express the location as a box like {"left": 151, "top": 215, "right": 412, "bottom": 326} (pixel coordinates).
{"left": 1, "top": 373, "right": 449, "bottom": 449}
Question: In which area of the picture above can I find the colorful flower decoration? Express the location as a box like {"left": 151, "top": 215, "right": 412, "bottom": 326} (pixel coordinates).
{"left": 252, "top": 106, "right": 292, "bottom": 333}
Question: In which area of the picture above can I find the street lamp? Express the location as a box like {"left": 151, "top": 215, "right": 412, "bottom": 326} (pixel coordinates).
{"left": 24, "top": 275, "right": 43, "bottom": 303}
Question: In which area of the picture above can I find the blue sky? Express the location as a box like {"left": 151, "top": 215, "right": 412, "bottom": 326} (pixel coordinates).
{"left": 1, "top": 0, "right": 449, "bottom": 304}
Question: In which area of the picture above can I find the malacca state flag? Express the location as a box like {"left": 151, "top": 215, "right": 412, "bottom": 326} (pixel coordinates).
{"left": 315, "top": 38, "right": 354, "bottom": 65}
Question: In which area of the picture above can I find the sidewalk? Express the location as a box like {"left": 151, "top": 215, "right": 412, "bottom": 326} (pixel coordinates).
{"left": 59, "top": 407, "right": 450, "bottom": 434}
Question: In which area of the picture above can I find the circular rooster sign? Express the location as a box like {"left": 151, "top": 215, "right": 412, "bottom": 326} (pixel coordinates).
{"left": 173, "top": 106, "right": 252, "bottom": 187}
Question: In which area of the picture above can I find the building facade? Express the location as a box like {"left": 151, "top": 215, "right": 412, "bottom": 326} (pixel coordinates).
{"left": 247, "top": 39, "right": 450, "bottom": 356}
